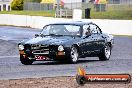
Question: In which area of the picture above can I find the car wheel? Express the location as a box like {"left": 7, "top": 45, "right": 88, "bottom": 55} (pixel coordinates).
{"left": 99, "top": 44, "right": 111, "bottom": 61}
{"left": 20, "top": 57, "right": 33, "bottom": 65}
{"left": 69, "top": 46, "right": 79, "bottom": 64}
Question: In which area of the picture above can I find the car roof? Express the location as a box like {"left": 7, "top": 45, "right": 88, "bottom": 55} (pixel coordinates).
{"left": 48, "top": 21, "right": 93, "bottom": 26}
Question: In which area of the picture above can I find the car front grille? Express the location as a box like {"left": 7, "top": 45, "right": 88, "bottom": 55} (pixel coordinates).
{"left": 31, "top": 44, "right": 49, "bottom": 55}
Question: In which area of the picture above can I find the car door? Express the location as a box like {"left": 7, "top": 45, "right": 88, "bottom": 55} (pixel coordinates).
{"left": 88, "top": 23, "right": 105, "bottom": 53}
{"left": 79, "top": 25, "right": 95, "bottom": 57}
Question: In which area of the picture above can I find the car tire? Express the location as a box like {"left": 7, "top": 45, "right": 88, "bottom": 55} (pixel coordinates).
{"left": 69, "top": 46, "right": 79, "bottom": 64}
{"left": 98, "top": 43, "right": 111, "bottom": 61}
{"left": 20, "top": 57, "right": 33, "bottom": 65}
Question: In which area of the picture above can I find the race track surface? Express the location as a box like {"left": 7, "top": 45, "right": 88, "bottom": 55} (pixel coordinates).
{"left": 0, "top": 26, "right": 132, "bottom": 80}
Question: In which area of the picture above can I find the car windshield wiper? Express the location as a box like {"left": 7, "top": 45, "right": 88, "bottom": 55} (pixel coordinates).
{"left": 49, "top": 34, "right": 64, "bottom": 36}
{"left": 40, "top": 34, "right": 48, "bottom": 37}
{"left": 39, "top": 34, "right": 63, "bottom": 37}
{"left": 65, "top": 35, "right": 81, "bottom": 37}
{"left": 49, "top": 34, "right": 57, "bottom": 36}
{"left": 39, "top": 34, "right": 80, "bottom": 37}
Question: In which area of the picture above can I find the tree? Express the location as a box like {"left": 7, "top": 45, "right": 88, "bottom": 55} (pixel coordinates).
{"left": 11, "top": 0, "right": 24, "bottom": 10}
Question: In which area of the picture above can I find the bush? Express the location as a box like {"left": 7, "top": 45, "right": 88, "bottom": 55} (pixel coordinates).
{"left": 11, "top": 0, "right": 24, "bottom": 10}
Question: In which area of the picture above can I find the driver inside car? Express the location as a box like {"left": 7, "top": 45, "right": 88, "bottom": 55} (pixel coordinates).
{"left": 83, "top": 26, "right": 91, "bottom": 37}
{"left": 49, "top": 25, "right": 70, "bottom": 35}
{"left": 85, "top": 27, "right": 91, "bottom": 36}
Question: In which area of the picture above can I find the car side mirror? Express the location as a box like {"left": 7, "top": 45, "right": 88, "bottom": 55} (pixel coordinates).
{"left": 35, "top": 34, "right": 39, "bottom": 37}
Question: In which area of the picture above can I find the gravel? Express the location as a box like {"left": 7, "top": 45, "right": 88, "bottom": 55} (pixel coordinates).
{"left": 0, "top": 76, "right": 131, "bottom": 88}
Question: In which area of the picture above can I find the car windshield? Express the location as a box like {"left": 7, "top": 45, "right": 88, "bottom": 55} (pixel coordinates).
{"left": 41, "top": 24, "right": 81, "bottom": 36}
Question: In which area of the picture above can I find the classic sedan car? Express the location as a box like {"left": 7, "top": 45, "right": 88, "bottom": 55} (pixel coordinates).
{"left": 18, "top": 21, "right": 114, "bottom": 65}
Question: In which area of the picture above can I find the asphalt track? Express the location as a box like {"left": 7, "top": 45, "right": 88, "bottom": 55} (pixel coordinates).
{"left": 0, "top": 26, "right": 132, "bottom": 80}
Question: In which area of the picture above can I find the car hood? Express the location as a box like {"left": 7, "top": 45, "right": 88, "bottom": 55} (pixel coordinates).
{"left": 24, "top": 36, "right": 79, "bottom": 45}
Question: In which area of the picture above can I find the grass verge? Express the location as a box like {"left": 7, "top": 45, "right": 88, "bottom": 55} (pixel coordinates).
{"left": 0, "top": 10, "right": 55, "bottom": 17}
{"left": 0, "top": 5, "right": 132, "bottom": 19}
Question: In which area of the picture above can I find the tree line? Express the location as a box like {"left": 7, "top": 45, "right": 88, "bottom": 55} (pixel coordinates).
{"left": 11, "top": 0, "right": 42, "bottom": 10}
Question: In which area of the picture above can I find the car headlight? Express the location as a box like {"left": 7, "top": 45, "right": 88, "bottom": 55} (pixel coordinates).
{"left": 58, "top": 45, "right": 64, "bottom": 51}
{"left": 18, "top": 45, "right": 24, "bottom": 50}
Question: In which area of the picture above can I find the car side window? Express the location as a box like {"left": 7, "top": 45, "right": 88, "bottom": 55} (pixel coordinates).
{"left": 83, "top": 25, "right": 91, "bottom": 36}
{"left": 89, "top": 24, "right": 100, "bottom": 34}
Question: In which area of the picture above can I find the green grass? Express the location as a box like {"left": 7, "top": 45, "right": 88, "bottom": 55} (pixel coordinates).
{"left": 0, "top": 24, "right": 32, "bottom": 28}
{"left": 90, "top": 5, "right": 132, "bottom": 19}
{"left": 113, "top": 34, "right": 132, "bottom": 38}
{"left": 0, "top": 5, "right": 132, "bottom": 19}
{"left": 0, "top": 10, "right": 55, "bottom": 17}
{"left": 90, "top": 10, "right": 132, "bottom": 19}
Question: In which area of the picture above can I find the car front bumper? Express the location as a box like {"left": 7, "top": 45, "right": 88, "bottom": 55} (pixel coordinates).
{"left": 19, "top": 47, "right": 71, "bottom": 61}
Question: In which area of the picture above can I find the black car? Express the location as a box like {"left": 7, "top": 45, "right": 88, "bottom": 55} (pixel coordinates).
{"left": 18, "top": 21, "right": 114, "bottom": 65}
